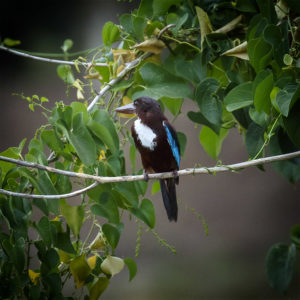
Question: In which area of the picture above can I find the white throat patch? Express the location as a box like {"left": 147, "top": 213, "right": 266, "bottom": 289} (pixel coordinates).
{"left": 134, "top": 119, "right": 157, "bottom": 150}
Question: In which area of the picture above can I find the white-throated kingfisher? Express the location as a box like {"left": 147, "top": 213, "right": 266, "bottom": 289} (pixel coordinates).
{"left": 116, "top": 97, "right": 180, "bottom": 221}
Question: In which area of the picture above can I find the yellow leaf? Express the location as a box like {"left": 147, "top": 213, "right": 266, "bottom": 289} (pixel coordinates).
{"left": 118, "top": 96, "right": 135, "bottom": 118}
{"left": 101, "top": 255, "right": 125, "bottom": 277}
{"left": 70, "top": 255, "right": 91, "bottom": 288}
{"left": 57, "top": 249, "right": 72, "bottom": 263}
{"left": 88, "top": 255, "right": 98, "bottom": 269}
{"left": 275, "top": 0, "right": 289, "bottom": 20}
{"left": 89, "top": 231, "right": 106, "bottom": 249}
{"left": 144, "top": 54, "right": 161, "bottom": 65}
{"left": 117, "top": 64, "right": 125, "bottom": 75}
{"left": 221, "top": 41, "right": 249, "bottom": 60}
{"left": 131, "top": 38, "right": 165, "bottom": 55}
{"left": 195, "top": 6, "right": 213, "bottom": 46}
{"left": 28, "top": 269, "right": 40, "bottom": 285}
{"left": 111, "top": 49, "right": 136, "bottom": 63}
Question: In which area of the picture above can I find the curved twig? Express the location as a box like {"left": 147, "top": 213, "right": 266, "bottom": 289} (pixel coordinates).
{"left": 0, "top": 182, "right": 98, "bottom": 199}
{"left": 87, "top": 52, "right": 151, "bottom": 111}
{"left": 0, "top": 151, "right": 299, "bottom": 199}
{"left": 0, "top": 45, "right": 108, "bottom": 67}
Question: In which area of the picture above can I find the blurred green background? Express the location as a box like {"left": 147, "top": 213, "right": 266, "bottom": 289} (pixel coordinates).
{"left": 1, "top": 1, "right": 300, "bottom": 299}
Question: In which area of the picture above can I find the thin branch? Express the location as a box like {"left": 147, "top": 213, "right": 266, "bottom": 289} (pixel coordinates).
{"left": 0, "top": 182, "right": 98, "bottom": 200}
{"left": 0, "top": 45, "right": 108, "bottom": 67}
{"left": 87, "top": 52, "right": 151, "bottom": 111}
{"left": 0, "top": 151, "right": 299, "bottom": 200}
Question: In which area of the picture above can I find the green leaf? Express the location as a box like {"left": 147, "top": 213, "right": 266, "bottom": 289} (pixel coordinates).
{"left": 55, "top": 162, "right": 72, "bottom": 194}
{"left": 36, "top": 216, "right": 53, "bottom": 248}
{"left": 89, "top": 277, "right": 109, "bottom": 300}
{"left": 90, "top": 193, "right": 120, "bottom": 225}
{"left": 71, "top": 102, "right": 90, "bottom": 124}
{"left": 165, "top": 53, "right": 206, "bottom": 84}
{"left": 276, "top": 84, "right": 299, "bottom": 117}
{"left": 57, "top": 64, "right": 75, "bottom": 84}
{"left": 257, "top": 0, "right": 277, "bottom": 24}
{"left": 70, "top": 254, "right": 91, "bottom": 288}
{"left": 87, "top": 121, "right": 116, "bottom": 154}
{"left": 131, "top": 198, "right": 156, "bottom": 228}
{"left": 248, "top": 37, "right": 272, "bottom": 73}
{"left": 61, "top": 39, "right": 73, "bottom": 53}
{"left": 114, "top": 182, "right": 139, "bottom": 208}
{"left": 166, "top": 13, "right": 188, "bottom": 36}
{"left": 119, "top": 14, "right": 147, "bottom": 41}
{"left": 129, "top": 143, "right": 136, "bottom": 172}
{"left": 236, "top": 0, "right": 257, "bottom": 12}
{"left": 159, "top": 97, "right": 183, "bottom": 116}
{"left": 55, "top": 230, "right": 76, "bottom": 254}
{"left": 283, "top": 98, "right": 300, "bottom": 148}
{"left": 224, "top": 82, "right": 253, "bottom": 112}
{"left": 92, "top": 110, "right": 119, "bottom": 152}
{"left": 0, "top": 147, "right": 19, "bottom": 181}
{"left": 151, "top": 181, "right": 160, "bottom": 194}
{"left": 249, "top": 107, "right": 270, "bottom": 128}
{"left": 133, "top": 63, "right": 192, "bottom": 100}
{"left": 269, "top": 129, "right": 300, "bottom": 183}
{"left": 266, "top": 243, "right": 296, "bottom": 293}
{"left": 245, "top": 122, "right": 265, "bottom": 159}
{"left": 187, "top": 111, "right": 220, "bottom": 134}
{"left": 133, "top": 16, "right": 147, "bottom": 41}
{"left": 264, "top": 24, "right": 289, "bottom": 67}
{"left": 2, "top": 237, "right": 25, "bottom": 273}
{"left": 102, "top": 223, "right": 123, "bottom": 249}
{"left": 38, "top": 171, "right": 59, "bottom": 213}
{"left": 137, "top": 0, "right": 153, "bottom": 17}
{"left": 199, "top": 126, "right": 229, "bottom": 160}
{"left": 102, "top": 21, "right": 120, "bottom": 46}
{"left": 253, "top": 69, "right": 273, "bottom": 113}
{"left": 177, "top": 131, "right": 187, "bottom": 157}
{"left": 60, "top": 201, "right": 85, "bottom": 236}
{"left": 194, "top": 78, "right": 222, "bottom": 133}
{"left": 153, "top": 0, "right": 181, "bottom": 16}
{"left": 68, "top": 113, "right": 97, "bottom": 166}
{"left": 290, "top": 224, "right": 300, "bottom": 246}
{"left": 124, "top": 257, "right": 137, "bottom": 281}
{"left": 41, "top": 130, "right": 64, "bottom": 152}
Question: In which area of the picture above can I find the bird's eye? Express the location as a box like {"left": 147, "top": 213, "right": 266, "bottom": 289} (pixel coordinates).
{"left": 134, "top": 100, "right": 138, "bottom": 105}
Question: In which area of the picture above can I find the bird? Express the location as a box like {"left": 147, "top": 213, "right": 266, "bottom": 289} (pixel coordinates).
{"left": 116, "top": 97, "right": 180, "bottom": 221}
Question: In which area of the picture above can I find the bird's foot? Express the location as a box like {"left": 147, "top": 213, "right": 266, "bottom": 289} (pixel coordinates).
{"left": 172, "top": 170, "right": 178, "bottom": 178}
{"left": 172, "top": 170, "right": 179, "bottom": 184}
{"left": 143, "top": 170, "right": 149, "bottom": 182}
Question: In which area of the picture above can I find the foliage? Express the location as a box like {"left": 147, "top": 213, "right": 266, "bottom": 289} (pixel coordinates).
{"left": 0, "top": 0, "right": 300, "bottom": 298}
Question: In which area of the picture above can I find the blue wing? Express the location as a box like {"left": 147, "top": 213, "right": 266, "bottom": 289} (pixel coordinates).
{"left": 163, "top": 121, "right": 180, "bottom": 168}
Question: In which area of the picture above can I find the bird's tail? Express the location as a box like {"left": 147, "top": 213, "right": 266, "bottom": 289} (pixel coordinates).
{"left": 160, "top": 178, "right": 178, "bottom": 222}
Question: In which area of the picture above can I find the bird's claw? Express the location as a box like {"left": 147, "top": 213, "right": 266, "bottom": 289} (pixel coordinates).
{"left": 172, "top": 170, "right": 178, "bottom": 178}
{"left": 143, "top": 170, "right": 149, "bottom": 182}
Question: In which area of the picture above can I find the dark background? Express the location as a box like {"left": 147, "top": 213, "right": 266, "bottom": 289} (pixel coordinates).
{"left": 1, "top": 1, "right": 300, "bottom": 299}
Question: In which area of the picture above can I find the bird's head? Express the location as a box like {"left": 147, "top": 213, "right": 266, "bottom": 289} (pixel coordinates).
{"left": 116, "top": 97, "right": 162, "bottom": 120}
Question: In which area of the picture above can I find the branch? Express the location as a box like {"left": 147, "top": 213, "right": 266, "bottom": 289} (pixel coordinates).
{"left": 0, "top": 151, "right": 299, "bottom": 199}
{"left": 0, "top": 182, "right": 98, "bottom": 200}
{"left": 87, "top": 52, "right": 151, "bottom": 111}
{"left": 0, "top": 45, "right": 108, "bottom": 67}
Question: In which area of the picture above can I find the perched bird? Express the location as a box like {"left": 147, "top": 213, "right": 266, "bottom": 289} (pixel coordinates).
{"left": 116, "top": 97, "right": 180, "bottom": 221}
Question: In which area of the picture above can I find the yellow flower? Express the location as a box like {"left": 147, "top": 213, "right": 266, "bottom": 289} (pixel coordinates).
{"left": 98, "top": 150, "right": 106, "bottom": 162}
{"left": 28, "top": 269, "right": 40, "bottom": 285}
